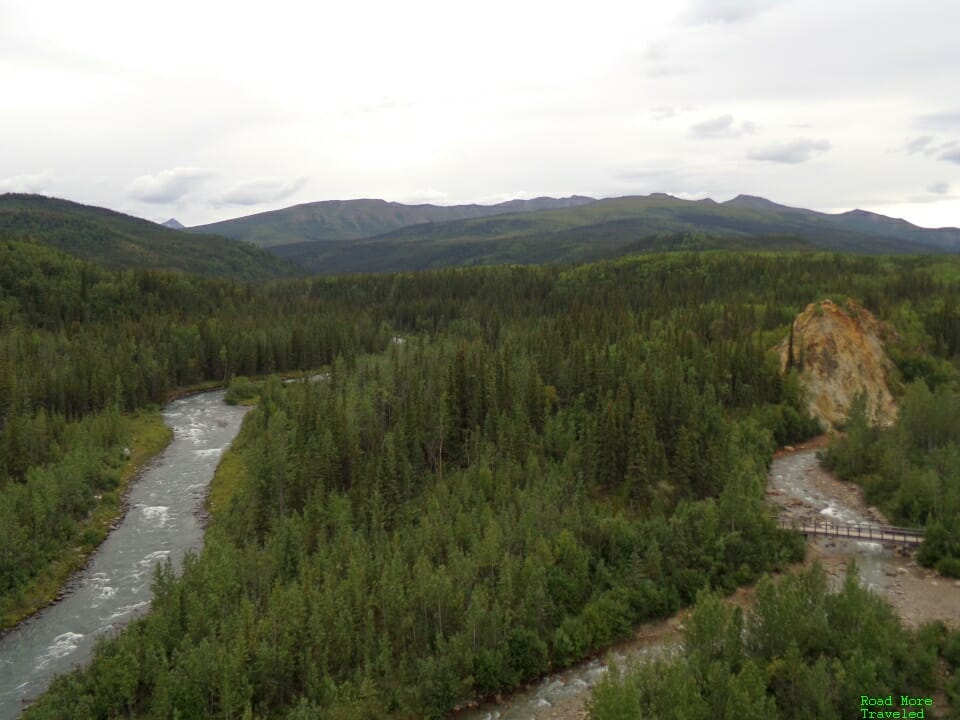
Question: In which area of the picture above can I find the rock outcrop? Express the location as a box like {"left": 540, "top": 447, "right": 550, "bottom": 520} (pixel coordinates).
{"left": 775, "top": 299, "right": 899, "bottom": 430}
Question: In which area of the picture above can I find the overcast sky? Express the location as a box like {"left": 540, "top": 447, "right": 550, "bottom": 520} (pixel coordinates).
{"left": 3, "top": 0, "right": 960, "bottom": 228}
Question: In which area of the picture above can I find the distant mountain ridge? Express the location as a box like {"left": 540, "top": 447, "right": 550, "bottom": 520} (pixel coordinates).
{"left": 0, "top": 194, "right": 300, "bottom": 281}
{"left": 162, "top": 218, "right": 185, "bottom": 230}
{"left": 255, "top": 192, "right": 960, "bottom": 273}
{"left": 5, "top": 192, "right": 959, "bottom": 279}
{"left": 188, "top": 195, "right": 597, "bottom": 247}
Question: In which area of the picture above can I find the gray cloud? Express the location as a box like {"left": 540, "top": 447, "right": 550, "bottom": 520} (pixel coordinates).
{"left": 0, "top": 170, "right": 55, "bottom": 193}
{"left": 651, "top": 106, "right": 678, "bottom": 121}
{"left": 915, "top": 113, "right": 960, "bottom": 130}
{"left": 905, "top": 135, "right": 934, "bottom": 154}
{"left": 651, "top": 105, "right": 696, "bottom": 121}
{"left": 903, "top": 136, "right": 958, "bottom": 158}
{"left": 940, "top": 149, "right": 960, "bottom": 165}
{"left": 747, "top": 139, "right": 831, "bottom": 164}
{"left": 218, "top": 177, "right": 307, "bottom": 206}
{"left": 683, "top": 0, "right": 784, "bottom": 24}
{"left": 637, "top": 44, "right": 692, "bottom": 79}
{"left": 928, "top": 181, "right": 950, "bottom": 194}
{"left": 689, "top": 114, "right": 756, "bottom": 139}
{"left": 127, "top": 168, "right": 215, "bottom": 203}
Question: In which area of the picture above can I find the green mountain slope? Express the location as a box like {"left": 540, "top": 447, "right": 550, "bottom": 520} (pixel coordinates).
{"left": 272, "top": 222, "right": 816, "bottom": 274}
{"left": 270, "top": 193, "right": 959, "bottom": 273}
{"left": 0, "top": 194, "right": 301, "bottom": 281}
{"left": 347, "top": 193, "right": 958, "bottom": 254}
{"left": 187, "top": 196, "right": 596, "bottom": 247}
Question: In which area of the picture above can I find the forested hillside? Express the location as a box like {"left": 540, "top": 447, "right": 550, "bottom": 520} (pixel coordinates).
{"left": 0, "top": 195, "right": 300, "bottom": 281}
{"left": 15, "top": 249, "right": 960, "bottom": 719}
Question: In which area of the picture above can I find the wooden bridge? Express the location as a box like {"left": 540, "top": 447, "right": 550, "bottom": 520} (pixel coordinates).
{"left": 777, "top": 519, "right": 924, "bottom": 547}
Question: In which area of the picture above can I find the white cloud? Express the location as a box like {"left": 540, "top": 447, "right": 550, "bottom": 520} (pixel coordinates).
{"left": 217, "top": 177, "right": 307, "bottom": 206}
{"left": 394, "top": 189, "right": 452, "bottom": 205}
{"left": 0, "top": 170, "right": 56, "bottom": 193}
{"left": 127, "top": 168, "right": 216, "bottom": 204}
{"left": 928, "top": 181, "right": 950, "bottom": 195}
{"left": 747, "top": 139, "right": 831, "bottom": 164}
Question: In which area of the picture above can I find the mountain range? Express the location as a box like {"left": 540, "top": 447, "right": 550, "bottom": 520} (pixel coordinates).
{"left": 191, "top": 193, "right": 960, "bottom": 274}
{"left": 3, "top": 192, "right": 960, "bottom": 280}
{"left": 188, "top": 196, "right": 596, "bottom": 247}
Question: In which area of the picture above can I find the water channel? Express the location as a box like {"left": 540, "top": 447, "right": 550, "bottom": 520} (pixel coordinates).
{"left": 0, "top": 390, "right": 248, "bottom": 720}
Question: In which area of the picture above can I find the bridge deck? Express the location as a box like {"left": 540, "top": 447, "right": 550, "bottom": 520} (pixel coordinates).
{"left": 777, "top": 519, "right": 924, "bottom": 546}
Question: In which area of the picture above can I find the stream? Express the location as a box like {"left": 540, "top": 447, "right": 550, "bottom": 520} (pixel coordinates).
{"left": 0, "top": 390, "right": 248, "bottom": 720}
{"left": 451, "top": 446, "right": 902, "bottom": 720}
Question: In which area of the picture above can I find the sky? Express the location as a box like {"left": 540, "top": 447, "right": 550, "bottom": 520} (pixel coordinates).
{"left": 3, "top": 0, "right": 960, "bottom": 228}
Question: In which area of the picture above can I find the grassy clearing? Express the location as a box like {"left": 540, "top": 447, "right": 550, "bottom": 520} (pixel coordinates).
{"left": 206, "top": 443, "right": 249, "bottom": 517}
{"left": 0, "top": 411, "right": 172, "bottom": 630}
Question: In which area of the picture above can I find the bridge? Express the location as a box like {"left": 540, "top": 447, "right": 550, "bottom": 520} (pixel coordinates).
{"left": 777, "top": 518, "right": 924, "bottom": 547}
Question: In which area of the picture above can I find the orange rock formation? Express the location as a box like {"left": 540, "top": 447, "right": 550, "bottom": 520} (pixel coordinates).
{"left": 775, "top": 299, "right": 899, "bottom": 431}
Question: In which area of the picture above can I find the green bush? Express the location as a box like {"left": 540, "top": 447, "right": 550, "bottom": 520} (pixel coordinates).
{"left": 224, "top": 375, "right": 259, "bottom": 405}
{"left": 935, "top": 557, "right": 960, "bottom": 578}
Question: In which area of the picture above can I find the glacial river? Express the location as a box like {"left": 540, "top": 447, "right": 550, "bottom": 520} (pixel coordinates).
{"left": 0, "top": 390, "right": 248, "bottom": 720}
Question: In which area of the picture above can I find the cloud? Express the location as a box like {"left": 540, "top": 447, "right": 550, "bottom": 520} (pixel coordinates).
{"left": 903, "top": 136, "right": 958, "bottom": 158}
{"left": 651, "top": 105, "right": 696, "bottom": 121}
{"left": 635, "top": 44, "right": 692, "bottom": 79}
{"left": 652, "top": 106, "right": 678, "bottom": 121}
{"left": 940, "top": 149, "right": 960, "bottom": 165}
{"left": 688, "top": 114, "right": 756, "bottom": 139}
{"left": 0, "top": 170, "right": 56, "bottom": 193}
{"left": 395, "top": 189, "right": 451, "bottom": 205}
{"left": 915, "top": 113, "right": 960, "bottom": 130}
{"left": 927, "top": 181, "right": 950, "bottom": 195}
{"left": 747, "top": 139, "right": 831, "bottom": 164}
{"left": 905, "top": 136, "right": 934, "bottom": 154}
{"left": 683, "top": 0, "right": 784, "bottom": 24}
{"left": 217, "top": 177, "right": 307, "bottom": 206}
{"left": 127, "top": 168, "right": 215, "bottom": 203}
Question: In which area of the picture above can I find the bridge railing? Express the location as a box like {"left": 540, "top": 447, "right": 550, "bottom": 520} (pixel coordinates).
{"left": 776, "top": 518, "right": 924, "bottom": 544}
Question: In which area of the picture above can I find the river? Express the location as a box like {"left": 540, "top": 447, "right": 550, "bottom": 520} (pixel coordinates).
{"left": 450, "top": 444, "right": 909, "bottom": 720}
{"left": 0, "top": 390, "right": 248, "bottom": 720}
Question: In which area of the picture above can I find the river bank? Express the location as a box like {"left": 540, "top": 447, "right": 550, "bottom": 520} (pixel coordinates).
{"left": 0, "top": 412, "right": 172, "bottom": 634}
{"left": 0, "top": 390, "right": 248, "bottom": 720}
